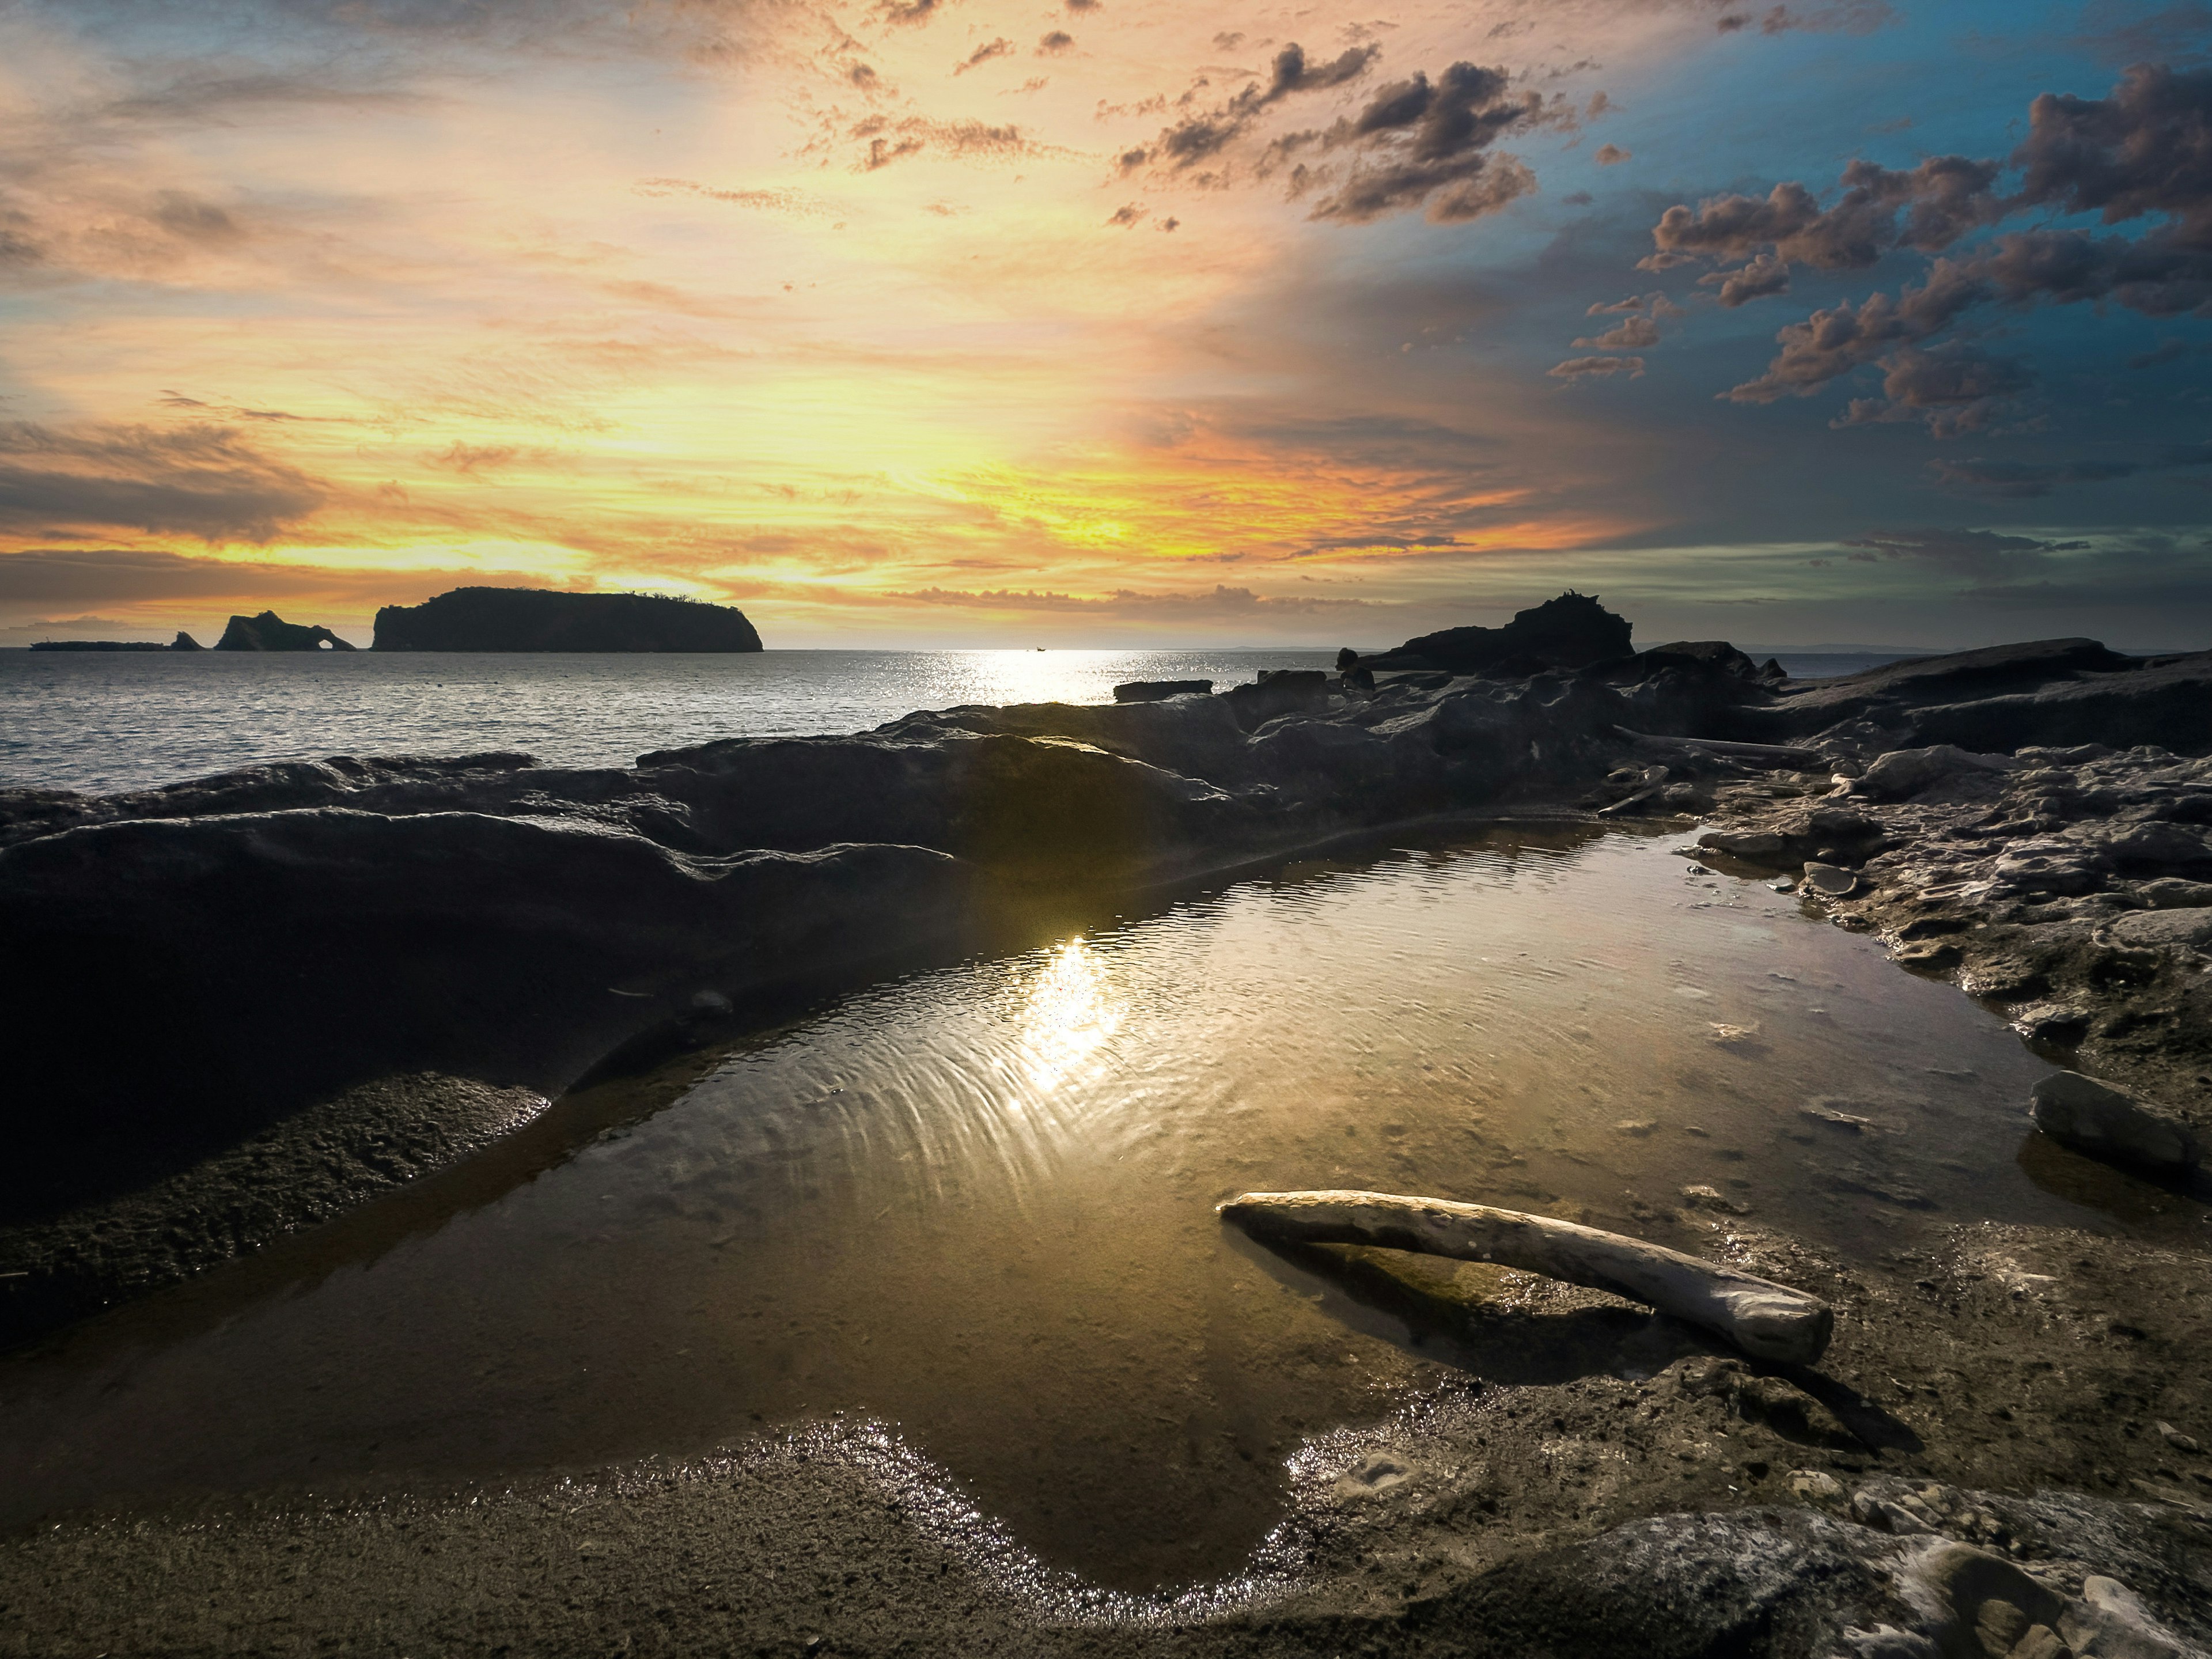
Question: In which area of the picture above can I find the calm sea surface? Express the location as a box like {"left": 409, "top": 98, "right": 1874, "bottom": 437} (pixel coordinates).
{"left": 0, "top": 647, "right": 1907, "bottom": 796}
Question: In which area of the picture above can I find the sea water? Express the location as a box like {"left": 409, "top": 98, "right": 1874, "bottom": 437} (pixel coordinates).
{"left": 0, "top": 648, "right": 1912, "bottom": 797}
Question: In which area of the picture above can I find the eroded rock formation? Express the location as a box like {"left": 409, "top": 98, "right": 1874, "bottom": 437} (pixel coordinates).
{"left": 214, "top": 610, "right": 356, "bottom": 650}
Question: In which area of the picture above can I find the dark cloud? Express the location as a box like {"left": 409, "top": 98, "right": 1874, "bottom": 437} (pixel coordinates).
{"left": 1697, "top": 249, "right": 1790, "bottom": 305}
{"left": 1652, "top": 63, "right": 2212, "bottom": 406}
{"left": 1107, "top": 202, "right": 1146, "bottom": 226}
{"left": 1645, "top": 155, "right": 2004, "bottom": 275}
{"left": 953, "top": 37, "right": 1013, "bottom": 74}
{"left": 1037, "top": 31, "right": 1074, "bottom": 55}
{"left": 1830, "top": 346, "right": 2034, "bottom": 437}
{"left": 1594, "top": 143, "right": 1631, "bottom": 165}
{"left": 0, "top": 422, "right": 325, "bottom": 541}
{"left": 1725, "top": 261, "right": 1987, "bottom": 402}
{"left": 1115, "top": 43, "right": 1380, "bottom": 180}
{"left": 879, "top": 0, "right": 943, "bottom": 26}
{"left": 1306, "top": 62, "right": 1560, "bottom": 224}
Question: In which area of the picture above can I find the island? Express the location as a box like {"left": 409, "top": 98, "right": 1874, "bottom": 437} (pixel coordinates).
{"left": 215, "top": 612, "right": 355, "bottom": 650}
{"left": 29, "top": 632, "right": 204, "bottom": 652}
{"left": 371, "top": 586, "right": 763, "bottom": 652}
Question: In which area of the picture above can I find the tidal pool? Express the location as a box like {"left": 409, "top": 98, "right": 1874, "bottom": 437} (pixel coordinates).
{"left": 0, "top": 823, "right": 2187, "bottom": 1588}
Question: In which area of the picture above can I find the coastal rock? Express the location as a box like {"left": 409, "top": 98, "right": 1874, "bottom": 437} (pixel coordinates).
{"left": 1222, "top": 668, "right": 1331, "bottom": 729}
{"left": 1111, "top": 679, "right": 1213, "bottom": 702}
{"left": 171, "top": 630, "right": 203, "bottom": 650}
{"left": 2028, "top": 1072, "right": 2202, "bottom": 1173}
{"left": 372, "top": 586, "right": 762, "bottom": 652}
{"left": 215, "top": 609, "right": 355, "bottom": 651}
{"left": 1854, "top": 745, "right": 2021, "bottom": 802}
{"left": 1357, "top": 590, "right": 1633, "bottom": 675}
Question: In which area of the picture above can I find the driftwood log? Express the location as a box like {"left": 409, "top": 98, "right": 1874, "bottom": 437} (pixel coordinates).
{"left": 1220, "top": 1189, "right": 1835, "bottom": 1365}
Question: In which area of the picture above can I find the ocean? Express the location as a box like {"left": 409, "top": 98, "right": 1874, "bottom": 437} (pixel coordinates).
{"left": 0, "top": 647, "right": 1914, "bottom": 797}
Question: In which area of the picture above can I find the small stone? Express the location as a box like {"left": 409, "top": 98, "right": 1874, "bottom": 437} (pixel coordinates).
{"left": 1709, "top": 1021, "right": 1761, "bottom": 1044}
{"left": 1788, "top": 1468, "right": 1843, "bottom": 1501}
{"left": 1802, "top": 862, "right": 1858, "bottom": 896}
{"left": 1767, "top": 876, "right": 1797, "bottom": 892}
{"left": 1680, "top": 1184, "right": 1749, "bottom": 1214}
{"left": 2157, "top": 1421, "right": 2202, "bottom": 1455}
{"left": 2008, "top": 1003, "right": 2089, "bottom": 1043}
{"left": 690, "top": 989, "right": 733, "bottom": 1013}
{"left": 2007, "top": 1625, "right": 2069, "bottom": 1659}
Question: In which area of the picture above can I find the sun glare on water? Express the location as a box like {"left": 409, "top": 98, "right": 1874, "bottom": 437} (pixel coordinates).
{"left": 1017, "top": 937, "right": 1126, "bottom": 1094}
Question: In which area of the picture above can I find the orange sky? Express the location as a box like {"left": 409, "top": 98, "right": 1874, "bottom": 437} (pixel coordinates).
{"left": 3, "top": 0, "right": 2207, "bottom": 648}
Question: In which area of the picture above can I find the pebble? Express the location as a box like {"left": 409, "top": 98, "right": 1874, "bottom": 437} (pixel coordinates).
{"left": 1801, "top": 862, "right": 1858, "bottom": 897}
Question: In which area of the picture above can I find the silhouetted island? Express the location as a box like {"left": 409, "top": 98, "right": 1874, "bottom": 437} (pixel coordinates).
{"left": 31, "top": 632, "right": 204, "bottom": 652}
{"left": 372, "top": 587, "right": 763, "bottom": 652}
{"left": 216, "top": 612, "right": 354, "bottom": 651}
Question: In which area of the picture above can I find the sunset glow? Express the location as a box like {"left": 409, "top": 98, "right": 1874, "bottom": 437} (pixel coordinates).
{"left": 3, "top": 0, "right": 2207, "bottom": 647}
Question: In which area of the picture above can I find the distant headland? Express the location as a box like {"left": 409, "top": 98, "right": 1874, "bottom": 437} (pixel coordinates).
{"left": 372, "top": 587, "right": 762, "bottom": 653}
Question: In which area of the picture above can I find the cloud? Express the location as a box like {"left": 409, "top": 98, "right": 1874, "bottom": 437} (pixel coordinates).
{"left": 0, "top": 422, "right": 325, "bottom": 542}
{"left": 1116, "top": 42, "right": 1381, "bottom": 180}
{"left": 953, "top": 37, "right": 1013, "bottom": 74}
{"left": 1573, "top": 314, "right": 1660, "bottom": 349}
{"left": 1305, "top": 61, "right": 1563, "bottom": 224}
{"left": 1037, "top": 31, "right": 1074, "bottom": 55}
{"left": 1648, "top": 63, "right": 2212, "bottom": 406}
{"left": 1646, "top": 155, "right": 2005, "bottom": 274}
{"left": 1548, "top": 354, "right": 1645, "bottom": 379}
{"left": 1724, "top": 260, "right": 1988, "bottom": 402}
{"left": 1696, "top": 249, "right": 1791, "bottom": 306}
{"left": 1107, "top": 202, "right": 1146, "bottom": 226}
{"left": 851, "top": 116, "right": 1048, "bottom": 171}
{"left": 1830, "top": 346, "right": 2035, "bottom": 436}
{"left": 1594, "top": 143, "right": 1631, "bottom": 165}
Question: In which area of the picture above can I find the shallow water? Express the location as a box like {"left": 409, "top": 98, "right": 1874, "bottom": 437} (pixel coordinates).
{"left": 1, "top": 824, "right": 2195, "bottom": 1588}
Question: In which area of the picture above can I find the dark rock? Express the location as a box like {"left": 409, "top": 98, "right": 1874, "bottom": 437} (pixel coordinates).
{"left": 1223, "top": 668, "right": 1331, "bottom": 729}
{"left": 215, "top": 610, "right": 356, "bottom": 651}
{"left": 2029, "top": 1071, "right": 2202, "bottom": 1173}
{"left": 171, "top": 630, "right": 204, "bottom": 650}
{"left": 1111, "top": 679, "right": 1212, "bottom": 702}
{"left": 373, "top": 586, "right": 762, "bottom": 652}
{"left": 1358, "top": 591, "right": 1633, "bottom": 675}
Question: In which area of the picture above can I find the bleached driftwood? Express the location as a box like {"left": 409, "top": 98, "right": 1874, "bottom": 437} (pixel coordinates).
{"left": 1220, "top": 1189, "right": 1835, "bottom": 1365}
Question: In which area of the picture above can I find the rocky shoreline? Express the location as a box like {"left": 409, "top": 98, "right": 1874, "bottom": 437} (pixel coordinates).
{"left": 3, "top": 599, "right": 2210, "bottom": 1656}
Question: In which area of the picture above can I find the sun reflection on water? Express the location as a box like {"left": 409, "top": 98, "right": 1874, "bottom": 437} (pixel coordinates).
{"left": 1017, "top": 937, "right": 1125, "bottom": 1092}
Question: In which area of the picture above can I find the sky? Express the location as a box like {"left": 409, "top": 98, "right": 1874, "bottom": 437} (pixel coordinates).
{"left": 0, "top": 0, "right": 2207, "bottom": 650}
